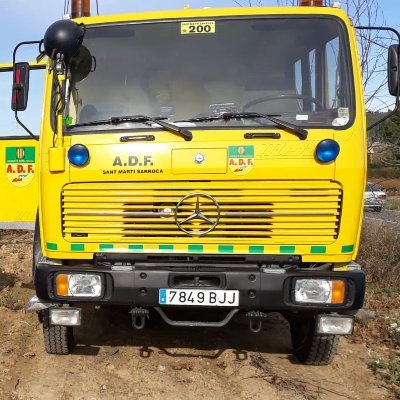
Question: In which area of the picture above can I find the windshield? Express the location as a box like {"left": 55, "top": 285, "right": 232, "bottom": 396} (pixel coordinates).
{"left": 65, "top": 16, "right": 353, "bottom": 132}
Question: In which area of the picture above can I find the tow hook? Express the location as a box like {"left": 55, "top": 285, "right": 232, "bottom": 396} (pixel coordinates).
{"left": 129, "top": 307, "right": 149, "bottom": 330}
{"left": 246, "top": 310, "right": 268, "bottom": 333}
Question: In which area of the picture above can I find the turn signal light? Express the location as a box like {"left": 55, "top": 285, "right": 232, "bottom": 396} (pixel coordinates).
{"left": 331, "top": 280, "right": 346, "bottom": 304}
{"left": 56, "top": 274, "right": 69, "bottom": 297}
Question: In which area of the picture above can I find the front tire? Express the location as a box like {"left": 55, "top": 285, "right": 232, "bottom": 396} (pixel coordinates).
{"left": 42, "top": 310, "right": 74, "bottom": 355}
{"left": 289, "top": 317, "right": 339, "bottom": 365}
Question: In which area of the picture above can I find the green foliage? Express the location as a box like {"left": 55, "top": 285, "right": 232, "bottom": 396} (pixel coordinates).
{"left": 367, "top": 111, "right": 389, "bottom": 132}
{"left": 367, "top": 111, "right": 400, "bottom": 167}
{"left": 370, "top": 359, "right": 387, "bottom": 372}
{"left": 370, "top": 357, "right": 400, "bottom": 390}
{"left": 368, "top": 167, "right": 400, "bottom": 178}
{"left": 381, "top": 109, "right": 400, "bottom": 140}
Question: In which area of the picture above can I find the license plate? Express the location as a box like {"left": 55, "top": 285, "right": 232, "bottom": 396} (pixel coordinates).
{"left": 159, "top": 289, "right": 239, "bottom": 306}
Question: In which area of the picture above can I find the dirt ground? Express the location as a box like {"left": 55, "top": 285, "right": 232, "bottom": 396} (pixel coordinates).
{"left": 0, "top": 231, "right": 394, "bottom": 400}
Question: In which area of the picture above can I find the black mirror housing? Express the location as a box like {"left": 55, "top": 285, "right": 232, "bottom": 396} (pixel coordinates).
{"left": 44, "top": 20, "right": 85, "bottom": 63}
{"left": 11, "top": 62, "right": 30, "bottom": 111}
{"left": 388, "top": 44, "right": 400, "bottom": 96}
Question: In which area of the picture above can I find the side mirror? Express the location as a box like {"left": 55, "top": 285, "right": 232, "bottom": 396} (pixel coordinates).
{"left": 388, "top": 44, "right": 400, "bottom": 96}
{"left": 11, "top": 62, "right": 30, "bottom": 111}
{"left": 69, "top": 46, "right": 93, "bottom": 82}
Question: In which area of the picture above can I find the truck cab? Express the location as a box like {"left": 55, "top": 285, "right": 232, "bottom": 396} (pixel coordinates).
{"left": 10, "top": 4, "right": 398, "bottom": 364}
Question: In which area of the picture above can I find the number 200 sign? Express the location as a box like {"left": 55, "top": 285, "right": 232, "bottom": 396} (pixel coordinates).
{"left": 181, "top": 21, "right": 216, "bottom": 35}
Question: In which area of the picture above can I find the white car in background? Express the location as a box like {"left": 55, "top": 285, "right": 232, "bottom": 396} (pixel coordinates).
{"left": 364, "top": 182, "right": 387, "bottom": 212}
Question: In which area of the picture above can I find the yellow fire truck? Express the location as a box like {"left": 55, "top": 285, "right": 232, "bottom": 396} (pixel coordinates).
{"left": 3, "top": 0, "right": 400, "bottom": 364}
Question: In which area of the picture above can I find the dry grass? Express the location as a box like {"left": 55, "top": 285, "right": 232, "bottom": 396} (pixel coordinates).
{"left": 357, "top": 221, "right": 400, "bottom": 286}
{"left": 386, "top": 198, "right": 400, "bottom": 211}
{"left": 356, "top": 220, "right": 400, "bottom": 395}
{"left": 358, "top": 286, "right": 400, "bottom": 394}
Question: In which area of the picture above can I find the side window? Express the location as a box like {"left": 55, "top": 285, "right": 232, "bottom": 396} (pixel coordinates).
{"left": 0, "top": 67, "right": 45, "bottom": 138}
{"left": 308, "top": 49, "right": 316, "bottom": 99}
{"left": 294, "top": 59, "right": 302, "bottom": 95}
{"left": 325, "top": 37, "right": 341, "bottom": 109}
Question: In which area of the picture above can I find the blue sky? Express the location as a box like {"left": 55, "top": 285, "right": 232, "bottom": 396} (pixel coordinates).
{"left": 1, "top": 0, "right": 398, "bottom": 63}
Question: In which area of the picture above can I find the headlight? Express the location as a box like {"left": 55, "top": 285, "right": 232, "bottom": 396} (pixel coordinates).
{"left": 56, "top": 273, "right": 102, "bottom": 297}
{"left": 294, "top": 279, "right": 345, "bottom": 304}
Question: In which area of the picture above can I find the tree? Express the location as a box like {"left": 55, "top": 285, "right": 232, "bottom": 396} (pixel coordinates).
{"left": 232, "top": 0, "right": 263, "bottom": 6}
{"left": 379, "top": 111, "right": 400, "bottom": 166}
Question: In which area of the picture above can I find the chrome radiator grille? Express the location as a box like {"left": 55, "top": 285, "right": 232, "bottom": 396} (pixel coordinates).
{"left": 62, "top": 181, "right": 342, "bottom": 244}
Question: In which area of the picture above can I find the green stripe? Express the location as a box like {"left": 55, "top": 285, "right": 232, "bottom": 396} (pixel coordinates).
{"left": 71, "top": 244, "right": 85, "bottom": 251}
{"left": 188, "top": 245, "right": 203, "bottom": 253}
{"left": 129, "top": 244, "right": 143, "bottom": 252}
{"left": 249, "top": 245, "right": 264, "bottom": 254}
{"left": 280, "top": 246, "right": 295, "bottom": 254}
{"left": 310, "top": 246, "right": 326, "bottom": 254}
{"left": 100, "top": 244, "right": 114, "bottom": 251}
{"left": 218, "top": 245, "right": 234, "bottom": 253}
{"left": 341, "top": 244, "right": 354, "bottom": 253}
{"left": 46, "top": 242, "right": 58, "bottom": 251}
{"left": 159, "top": 245, "right": 173, "bottom": 251}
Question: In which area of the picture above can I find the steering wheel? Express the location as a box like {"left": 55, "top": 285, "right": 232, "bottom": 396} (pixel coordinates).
{"left": 243, "top": 94, "right": 324, "bottom": 112}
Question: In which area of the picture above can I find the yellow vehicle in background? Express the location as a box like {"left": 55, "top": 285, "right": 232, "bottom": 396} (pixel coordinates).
{"left": 5, "top": 1, "right": 400, "bottom": 364}
{"left": 0, "top": 63, "right": 45, "bottom": 229}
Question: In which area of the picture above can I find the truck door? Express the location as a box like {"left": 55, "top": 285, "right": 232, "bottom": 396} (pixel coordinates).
{"left": 0, "top": 63, "right": 45, "bottom": 229}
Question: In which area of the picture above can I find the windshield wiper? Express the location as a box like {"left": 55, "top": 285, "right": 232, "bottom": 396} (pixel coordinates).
{"left": 177, "top": 112, "right": 308, "bottom": 140}
{"left": 67, "top": 115, "right": 193, "bottom": 141}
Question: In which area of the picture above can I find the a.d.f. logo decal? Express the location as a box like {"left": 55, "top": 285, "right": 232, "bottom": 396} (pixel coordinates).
{"left": 5, "top": 147, "right": 36, "bottom": 187}
{"left": 228, "top": 145, "right": 254, "bottom": 175}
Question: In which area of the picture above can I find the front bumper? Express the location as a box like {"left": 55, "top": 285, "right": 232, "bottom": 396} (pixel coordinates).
{"left": 34, "top": 258, "right": 365, "bottom": 312}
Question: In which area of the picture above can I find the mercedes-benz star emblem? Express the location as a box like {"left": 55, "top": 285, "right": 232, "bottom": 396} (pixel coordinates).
{"left": 175, "top": 193, "right": 220, "bottom": 236}
{"left": 194, "top": 153, "right": 205, "bottom": 164}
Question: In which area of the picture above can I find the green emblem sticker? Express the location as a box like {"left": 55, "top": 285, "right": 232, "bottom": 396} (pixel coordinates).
{"left": 5, "top": 147, "right": 36, "bottom": 187}
{"left": 228, "top": 145, "right": 254, "bottom": 175}
{"left": 63, "top": 116, "right": 73, "bottom": 126}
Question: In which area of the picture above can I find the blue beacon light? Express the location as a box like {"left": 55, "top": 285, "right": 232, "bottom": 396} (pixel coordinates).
{"left": 68, "top": 144, "right": 90, "bottom": 166}
{"left": 315, "top": 139, "right": 340, "bottom": 163}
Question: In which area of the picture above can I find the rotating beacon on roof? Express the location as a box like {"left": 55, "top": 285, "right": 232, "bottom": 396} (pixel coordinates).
{"left": 6, "top": 0, "right": 400, "bottom": 364}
